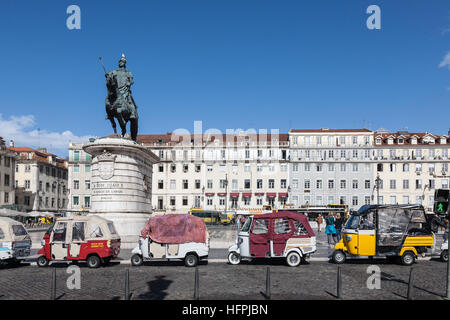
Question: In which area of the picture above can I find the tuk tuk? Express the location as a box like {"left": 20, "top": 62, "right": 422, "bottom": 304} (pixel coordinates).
{"left": 227, "top": 211, "right": 316, "bottom": 267}
{"left": 131, "top": 214, "right": 209, "bottom": 267}
{"left": 37, "top": 215, "right": 121, "bottom": 268}
{"left": 0, "top": 217, "right": 31, "bottom": 265}
{"left": 332, "top": 205, "right": 434, "bottom": 265}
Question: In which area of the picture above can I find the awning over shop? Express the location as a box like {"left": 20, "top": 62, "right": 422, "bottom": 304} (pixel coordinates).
{"left": 266, "top": 193, "right": 276, "bottom": 198}
{"left": 230, "top": 193, "right": 240, "bottom": 198}
{"left": 242, "top": 193, "right": 252, "bottom": 197}
{"left": 205, "top": 193, "right": 215, "bottom": 196}
{"left": 278, "top": 193, "right": 288, "bottom": 198}
{"left": 255, "top": 192, "right": 265, "bottom": 196}
{"left": 218, "top": 193, "right": 226, "bottom": 196}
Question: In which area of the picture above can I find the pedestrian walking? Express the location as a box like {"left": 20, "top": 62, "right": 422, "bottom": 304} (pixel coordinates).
{"left": 316, "top": 214, "right": 323, "bottom": 233}
{"left": 335, "top": 213, "right": 343, "bottom": 242}
{"left": 325, "top": 212, "right": 337, "bottom": 246}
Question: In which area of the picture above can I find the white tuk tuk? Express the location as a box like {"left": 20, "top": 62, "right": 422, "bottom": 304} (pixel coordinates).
{"left": 131, "top": 214, "right": 209, "bottom": 267}
{"left": 0, "top": 217, "right": 31, "bottom": 265}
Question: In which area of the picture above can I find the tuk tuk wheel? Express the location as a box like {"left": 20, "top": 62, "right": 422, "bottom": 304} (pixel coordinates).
{"left": 441, "top": 250, "right": 448, "bottom": 263}
{"left": 86, "top": 255, "right": 101, "bottom": 268}
{"left": 228, "top": 252, "right": 241, "bottom": 265}
{"left": 37, "top": 256, "right": 49, "bottom": 267}
{"left": 131, "top": 254, "right": 143, "bottom": 266}
{"left": 332, "top": 250, "right": 346, "bottom": 264}
{"left": 184, "top": 254, "right": 198, "bottom": 267}
{"left": 286, "top": 251, "right": 302, "bottom": 267}
{"left": 400, "top": 251, "right": 415, "bottom": 266}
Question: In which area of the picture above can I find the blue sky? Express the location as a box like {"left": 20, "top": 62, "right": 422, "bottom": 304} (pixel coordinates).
{"left": 0, "top": 0, "right": 449, "bottom": 156}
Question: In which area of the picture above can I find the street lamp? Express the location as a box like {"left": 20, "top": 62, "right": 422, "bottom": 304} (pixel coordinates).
{"left": 374, "top": 174, "right": 381, "bottom": 204}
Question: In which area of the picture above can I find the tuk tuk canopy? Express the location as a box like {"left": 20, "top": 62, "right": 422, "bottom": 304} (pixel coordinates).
{"left": 140, "top": 214, "right": 207, "bottom": 244}
{"left": 354, "top": 205, "right": 429, "bottom": 247}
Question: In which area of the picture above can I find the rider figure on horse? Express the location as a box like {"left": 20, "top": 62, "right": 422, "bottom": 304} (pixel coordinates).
{"left": 105, "top": 54, "right": 139, "bottom": 141}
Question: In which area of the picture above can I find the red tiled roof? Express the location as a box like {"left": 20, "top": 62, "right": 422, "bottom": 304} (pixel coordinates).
{"left": 374, "top": 132, "right": 449, "bottom": 146}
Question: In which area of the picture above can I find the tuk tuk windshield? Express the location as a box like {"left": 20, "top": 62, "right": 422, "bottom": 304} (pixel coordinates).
{"left": 345, "top": 215, "right": 360, "bottom": 229}
{"left": 241, "top": 217, "right": 252, "bottom": 233}
{"left": 12, "top": 225, "right": 27, "bottom": 236}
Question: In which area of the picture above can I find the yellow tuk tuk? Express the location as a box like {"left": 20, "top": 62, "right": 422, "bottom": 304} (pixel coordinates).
{"left": 331, "top": 204, "right": 434, "bottom": 265}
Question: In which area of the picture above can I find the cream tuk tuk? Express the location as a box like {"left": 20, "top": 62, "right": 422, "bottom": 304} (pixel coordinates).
{"left": 0, "top": 217, "right": 31, "bottom": 265}
{"left": 131, "top": 214, "right": 209, "bottom": 267}
{"left": 37, "top": 215, "right": 121, "bottom": 268}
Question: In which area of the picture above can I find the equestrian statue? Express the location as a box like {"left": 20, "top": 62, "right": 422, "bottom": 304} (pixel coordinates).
{"left": 100, "top": 54, "right": 139, "bottom": 141}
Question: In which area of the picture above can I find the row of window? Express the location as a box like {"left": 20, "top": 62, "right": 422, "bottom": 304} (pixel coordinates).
{"left": 72, "top": 196, "right": 90, "bottom": 208}
{"left": 291, "top": 163, "right": 371, "bottom": 172}
{"left": 291, "top": 135, "right": 371, "bottom": 146}
{"left": 37, "top": 165, "right": 67, "bottom": 179}
{"left": 157, "top": 195, "right": 286, "bottom": 210}
{"left": 157, "top": 149, "right": 286, "bottom": 161}
{"left": 377, "top": 163, "right": 449, "bottom": 173}
{"left": 72, "top": 164, "right": 91, "bottom": 173}
{"left": 72, "top": 180, "right": 90, "bottom": 190}
{"left": 72, "top": 150, "right": 92, "bottom": 162}
{"left": 158, "top": 179, "right": 288, "bottom": 190}
{"left": 158, "top": 163, "right": 289, "bottom": 173}
{"left": 376, "top": 178, "right": 449, "bottom": 190}
{"left": 37, "top": 196, "right": 66, "bottom": 209}
{"left": 292, "top": 179, "right": 372, "bottom": 190}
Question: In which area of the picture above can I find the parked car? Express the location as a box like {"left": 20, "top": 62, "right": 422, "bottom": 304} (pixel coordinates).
{"left": 131, "top": 214, "right": 209, "bottom": 267}
{"left": 37, "top": 215, "right": 121, "bottom": 268}
{"left": 0, "top": 217, "right": 31, "bottom": 266}
{"left": 228, "top": 211, "right": 316, "bottom": 267}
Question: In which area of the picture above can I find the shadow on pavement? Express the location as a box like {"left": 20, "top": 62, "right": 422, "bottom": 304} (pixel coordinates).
{"left": 136, "top": 275, "right": 173, "bottom": 300}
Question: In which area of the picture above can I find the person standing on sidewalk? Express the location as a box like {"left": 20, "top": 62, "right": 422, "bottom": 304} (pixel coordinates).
{"left": 334, "top": 213, "right": 344, "bottom": 242}
{"left": 325, "top": 212, "right": 337, "bottom": 246}
{"left": 316, "top": 214, "right": 323, "bottom": 233}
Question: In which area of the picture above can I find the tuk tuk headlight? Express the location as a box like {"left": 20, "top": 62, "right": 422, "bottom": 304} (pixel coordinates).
{"left": 345, "top": 235, "right": 352, "bottom": 242}
{"left": 107, "top": 240, "right": 111, "bottom": 248}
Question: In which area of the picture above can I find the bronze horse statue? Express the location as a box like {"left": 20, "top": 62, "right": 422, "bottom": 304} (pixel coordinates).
{"left": 103, "top": 54, "right": 139, "bottom": 141}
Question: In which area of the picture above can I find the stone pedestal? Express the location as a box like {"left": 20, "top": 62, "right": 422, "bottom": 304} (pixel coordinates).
{"left": 83, "top": 136, "right": 159, "bottom": 247}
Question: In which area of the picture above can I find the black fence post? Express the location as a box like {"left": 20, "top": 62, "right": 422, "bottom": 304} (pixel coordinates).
{"left": 266, "top": 267, "right": 271, "bottom": 300}
{"left": 407, "top": 268, "right": 414, "bottom": 300}
{"left": 337, "top": 266, "right": 342, "bottom": 299}
{"left": 125, "top": 268, "right": 130, "bottom": 300}
{"left": 194, "top": 267, "right": 199, "bottom": 300}
{"left": 51, "top": 267, "right": 56, "bottom": 300}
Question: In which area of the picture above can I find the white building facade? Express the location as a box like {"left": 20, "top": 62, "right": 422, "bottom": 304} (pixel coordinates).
{"left": 11, "top": 146, "right": 68, "bottom": 212}
{"left": 374, "top": 130, "right": 450, "bottom": 212}
{"left": 140, "top": 132, "right": 290, "bottom": 213}
{"left": 288, "top": 129, "right": 375, "bottom": 211}
{"left": 67, "top": 142, "right": 93, "bottom": 213}
{"left": 0, "top": 138, "right": 17, "bottom": 207}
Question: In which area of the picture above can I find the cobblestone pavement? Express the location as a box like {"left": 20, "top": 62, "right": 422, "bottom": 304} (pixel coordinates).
{"left": 0, "top": 258, "right": 447, "bottom": 300}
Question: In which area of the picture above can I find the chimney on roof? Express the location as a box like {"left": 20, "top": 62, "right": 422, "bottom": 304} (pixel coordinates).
{"left": 9, "top": 140, "right": 14, "bottom": 147}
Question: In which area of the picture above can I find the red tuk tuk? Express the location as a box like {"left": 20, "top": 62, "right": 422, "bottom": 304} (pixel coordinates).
{"left": 228, "top": 211, "right": 317, "bottom": 266}
{"left": 37, "top": 215, "right": 121, "bottom": 268}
